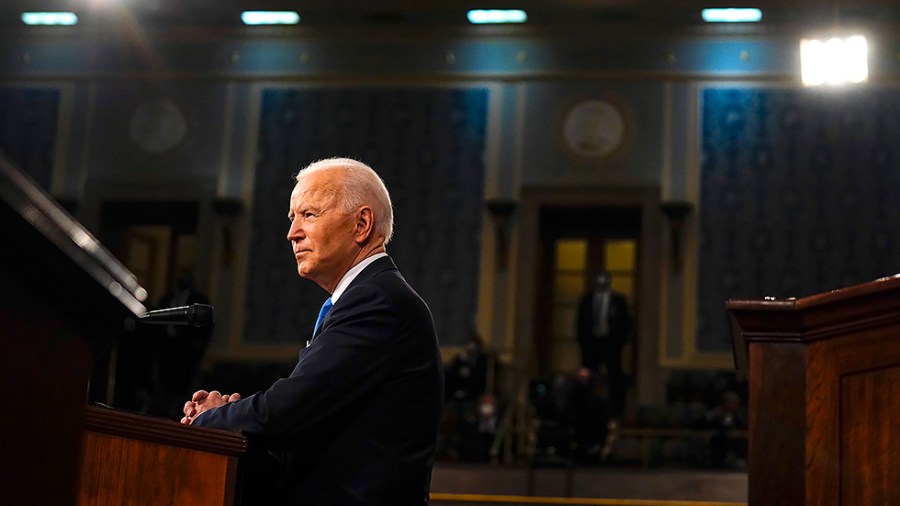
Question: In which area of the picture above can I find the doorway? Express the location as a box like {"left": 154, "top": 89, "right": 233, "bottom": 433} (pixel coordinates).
{"left": 99, "top": 201, "right": 201, "bottom": 308}
{"left": 534, "top": 206, "right": 641, "bottom": 376}
{"left": 92, "top": 201, "right": 204, "bottom": 412}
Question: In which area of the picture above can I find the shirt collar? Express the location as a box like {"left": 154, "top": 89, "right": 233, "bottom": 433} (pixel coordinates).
{"left": 331, "top": 252, "right": 388, "bottom": 303}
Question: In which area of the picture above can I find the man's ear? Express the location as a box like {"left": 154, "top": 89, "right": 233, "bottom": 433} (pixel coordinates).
{"left": 354, "top": 206, "right": 375, "bottom": 244}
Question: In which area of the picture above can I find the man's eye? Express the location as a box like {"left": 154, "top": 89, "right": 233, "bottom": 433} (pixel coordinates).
{"left": 305, "top": 212, "right": 316, "bottom": 219}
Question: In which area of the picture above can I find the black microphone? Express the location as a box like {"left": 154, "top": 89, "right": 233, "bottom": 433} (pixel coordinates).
{"left": 138, "top": 303, "right": 215, "bottom": 327}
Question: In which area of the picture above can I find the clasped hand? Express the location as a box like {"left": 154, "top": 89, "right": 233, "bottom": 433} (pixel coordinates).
{"left": 181, "top": 389, "right": 240, "bottom": 425}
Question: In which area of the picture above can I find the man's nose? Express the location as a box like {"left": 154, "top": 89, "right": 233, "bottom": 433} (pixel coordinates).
{"left": 287, "top": 220, "right": 303, "bottom": 241}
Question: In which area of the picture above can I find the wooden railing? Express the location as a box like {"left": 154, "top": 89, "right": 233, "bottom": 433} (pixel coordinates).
{"left": 615, "top": 428, "right": 747, "bottom": 468}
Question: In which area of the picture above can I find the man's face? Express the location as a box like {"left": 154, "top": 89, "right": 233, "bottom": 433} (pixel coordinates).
{"left": 286, "top": 170, "right": 360, "bottom": 292}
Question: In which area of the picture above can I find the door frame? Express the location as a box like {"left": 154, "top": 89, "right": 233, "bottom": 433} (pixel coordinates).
{"left": 514, "top": 186, "right": 664, "bottom": 406}
{"left": 534, "top": 207, "right": 641, "bottom": 375}
{"left": 99, "top": 200, "right": 201, "bottom": 306}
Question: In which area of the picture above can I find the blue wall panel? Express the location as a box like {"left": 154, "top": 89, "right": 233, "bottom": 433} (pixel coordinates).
{"left": 698, "top": 86, "right": 900, "bottom": 352}
{"left": 0, "top": 87, "right": 59, "bottom": 190}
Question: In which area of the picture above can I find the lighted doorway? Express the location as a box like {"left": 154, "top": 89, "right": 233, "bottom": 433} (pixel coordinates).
{"left": 534, "top": 206, "right": 640, "bottom": 376}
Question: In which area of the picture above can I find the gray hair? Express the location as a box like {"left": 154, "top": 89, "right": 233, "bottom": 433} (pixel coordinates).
{"left": 295, "top": 157, "right": 394, "bottom": 245}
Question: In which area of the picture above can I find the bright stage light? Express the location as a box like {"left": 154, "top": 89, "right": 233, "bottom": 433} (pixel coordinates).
{"left": 801, "top": 35, "right": 868, "bottom": 86}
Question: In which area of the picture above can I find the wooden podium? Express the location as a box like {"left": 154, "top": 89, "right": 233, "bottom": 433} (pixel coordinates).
{"left": 0, "top": 154, "right": 150, "bottom": 504}
{"left": 728, "top": 275, "right": 900, "bottom": 506}
{"left": 0, "top": 154, "right": 251, "bottom": 504}
{"left": 79, "top": 406, "right": 247, "bottom": 506}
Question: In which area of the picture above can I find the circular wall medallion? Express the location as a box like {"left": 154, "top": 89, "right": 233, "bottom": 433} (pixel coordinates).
{"left": 128, "top": 97, "right": 188, "bottom": 155}
{"left": 561, "top": 99, "right": 627, "bottom": 160}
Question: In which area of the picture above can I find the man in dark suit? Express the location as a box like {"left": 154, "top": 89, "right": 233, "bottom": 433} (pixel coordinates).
{"left": 181, "top": 158, "right": 444, "bottom": 505}
{"left": 576, "top": 271, "right": 630, "bottom": 419}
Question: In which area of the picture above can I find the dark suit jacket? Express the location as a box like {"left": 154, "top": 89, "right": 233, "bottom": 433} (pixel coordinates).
{"left": 576, "top": 290, "right": 630, "bottom": 346}
{"left": 194, "top": 256, "right": 444, "bottom": 505}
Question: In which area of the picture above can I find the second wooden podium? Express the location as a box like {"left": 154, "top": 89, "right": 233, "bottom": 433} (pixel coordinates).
{"left": 728, "top": 275, "right": 900, "bottom": 506}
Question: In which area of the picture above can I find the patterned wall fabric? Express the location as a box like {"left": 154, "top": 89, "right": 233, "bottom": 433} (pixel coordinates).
{"left": 698, "top": 87, "right": 900, "bottom": 352}
{"left": 0, "top": 88, "right": 60, "bottom": 190}
{"left": 244, "top": 87, "right": 488, "bottom": 346}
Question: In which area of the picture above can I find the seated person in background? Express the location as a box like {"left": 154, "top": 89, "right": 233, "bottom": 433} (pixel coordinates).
{"left": 705, "top": 390, "right": 748, "bottom": 468}
{"left": 568, "top": 367, "right": 610, "bottom": 462}
{"left": 528, "top": 369, "right": 609, "bottom": 464}
{"left": 441, "top": 334, "right": 491, "bottom": 461}
{"left": 444, "top": 334, "right": 488, "bottom": 401}
{"left": 456, "top": 393, "right": 503, "bottom": 462}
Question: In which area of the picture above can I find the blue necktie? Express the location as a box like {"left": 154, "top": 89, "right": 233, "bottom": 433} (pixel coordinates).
{"left": 312, "top": 297, "right": 333, "bottom": 337}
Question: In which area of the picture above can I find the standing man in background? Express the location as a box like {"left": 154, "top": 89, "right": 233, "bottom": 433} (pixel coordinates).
{"left": 182, "top": 157, "right": 444, "bottom": 505}
{"left": 577, "top": 271, "right": 630, "bottom": 421}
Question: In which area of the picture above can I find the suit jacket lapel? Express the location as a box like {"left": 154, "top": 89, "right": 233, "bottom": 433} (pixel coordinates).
{"left": 312, "top": 256, "right": 397, "bottom": 340}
